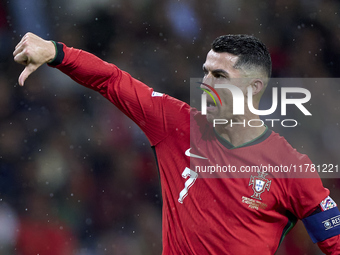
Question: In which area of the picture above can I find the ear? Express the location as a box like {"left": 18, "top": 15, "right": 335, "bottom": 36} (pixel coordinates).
{"left": 250, "top": 79, "right": 264, "bottom": 96}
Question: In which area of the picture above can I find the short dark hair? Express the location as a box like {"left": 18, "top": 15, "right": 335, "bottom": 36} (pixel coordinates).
{"left": 212, "top": 34, "right": 272, "bottom": 78}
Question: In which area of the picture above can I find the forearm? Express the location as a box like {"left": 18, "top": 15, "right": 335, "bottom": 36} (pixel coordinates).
{"left": 48, "top": 42, "right": 120, "bottom": 96}
{"left": 14, "top": 34, "right": 183, "bottom": 145}
{"left": 47, "top": 41, "right": 176, "bottom": 145}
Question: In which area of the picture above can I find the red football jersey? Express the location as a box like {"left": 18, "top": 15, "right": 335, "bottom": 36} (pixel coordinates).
{"left": 50, "top": 44, "right": 334, "bottom": 254}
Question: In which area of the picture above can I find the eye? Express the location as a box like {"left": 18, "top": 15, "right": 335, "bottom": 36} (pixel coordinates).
{"left": 214, "top": 73, "right": 223, "bottom": 79}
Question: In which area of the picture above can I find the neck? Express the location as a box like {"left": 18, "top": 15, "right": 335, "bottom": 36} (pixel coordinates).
{"left": 214, "top": 115, "right": 266, "bottom": 147}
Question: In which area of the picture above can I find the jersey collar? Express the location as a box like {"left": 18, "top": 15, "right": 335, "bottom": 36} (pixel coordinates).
{"left": 214, "top": 125, "right": 272, "bottom": 150}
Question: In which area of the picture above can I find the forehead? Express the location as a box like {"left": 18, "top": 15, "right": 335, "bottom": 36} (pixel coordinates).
{"left": 204, "top": 50, "right": 239, "bottom": 70}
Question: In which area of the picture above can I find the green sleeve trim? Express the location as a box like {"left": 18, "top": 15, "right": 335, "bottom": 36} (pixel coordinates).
{"left": 232, "top": 125, "right": 268, "bottom": 149}
{"left": 48, "top": 41, "right": 58, "bottom": 64}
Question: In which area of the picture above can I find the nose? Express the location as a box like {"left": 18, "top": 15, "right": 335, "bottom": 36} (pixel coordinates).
{"left": 198, "top": 81, "right": 222, "bottom": 106}
{"left": 199, "top": 82, "right": 215, "bottom": 92}
{"left": 201, "top": 77, "right": 214, "bottom": 89}
{"left": 202, "top": 71, "right": 215, "bottom": 83}
{"left": 199, "top": 80, "right": 213, "bottom": 91}
{"left": 200, "top": 82, "right": 207, "bottom": 90}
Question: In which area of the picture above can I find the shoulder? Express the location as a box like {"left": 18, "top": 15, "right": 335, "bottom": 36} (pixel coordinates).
{"left": 263, "top": 131, "right": 312, "bottom": 167}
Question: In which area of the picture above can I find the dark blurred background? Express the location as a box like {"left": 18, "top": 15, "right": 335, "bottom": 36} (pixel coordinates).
{"left": 0, "top": 0, "right": 339, "bottom": 254}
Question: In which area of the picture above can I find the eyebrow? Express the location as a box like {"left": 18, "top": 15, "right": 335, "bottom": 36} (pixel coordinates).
{"left": 202, "top": 65, "right": 230, "bottom": 79}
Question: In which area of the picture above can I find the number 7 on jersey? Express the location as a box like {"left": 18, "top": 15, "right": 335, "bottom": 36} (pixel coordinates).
{"left": 178, "top": 167, "right": 198, "bottom": 203}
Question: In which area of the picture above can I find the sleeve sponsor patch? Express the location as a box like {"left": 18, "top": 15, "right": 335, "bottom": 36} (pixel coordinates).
{"left": 320, "top": 196, "right": 337, "bottom": 211}
{"left": 152, "top": 91, "right": 164, "bottom": 97}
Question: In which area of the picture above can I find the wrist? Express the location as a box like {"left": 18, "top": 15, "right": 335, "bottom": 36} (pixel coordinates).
{"left": 47, "top": 41, "right": 65, "bottom": 67}
{"left": 47, "top": 41, "right": 57, "bottom": 63}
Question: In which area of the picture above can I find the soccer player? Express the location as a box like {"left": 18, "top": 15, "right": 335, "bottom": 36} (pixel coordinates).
{"left": 13, "top": 32, "right": 340, "bottom": 254}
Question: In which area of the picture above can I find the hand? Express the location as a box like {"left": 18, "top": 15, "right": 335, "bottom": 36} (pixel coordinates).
{"left": 13, "top": 32, "right": 56, "bottom": 86}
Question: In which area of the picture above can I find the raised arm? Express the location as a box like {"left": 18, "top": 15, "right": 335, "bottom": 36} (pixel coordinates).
{"left": 13, "top": 32, "right": 190, "bottom": 146}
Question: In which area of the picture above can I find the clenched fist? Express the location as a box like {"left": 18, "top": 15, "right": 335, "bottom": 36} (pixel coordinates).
{"left": 13, "top": 32, "right": 56, "bottom": 86}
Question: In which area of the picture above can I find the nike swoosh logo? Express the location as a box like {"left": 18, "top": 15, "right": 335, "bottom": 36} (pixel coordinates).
{"left": 185, "top": 148, "right": 207, "bottom": 160}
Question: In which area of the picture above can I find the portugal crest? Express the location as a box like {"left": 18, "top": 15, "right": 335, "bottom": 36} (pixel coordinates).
{"left": 249, "top": 172, "right": 271, "bottom": 200}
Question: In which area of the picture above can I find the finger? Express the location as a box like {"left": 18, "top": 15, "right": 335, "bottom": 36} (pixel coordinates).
{"left": 14, "top": 39, "right": 24, "bottom": 51}
{"left": 18, "top": 64, "right": 38, "bottom": 86}
{"left": 14, "top": 34, "right": 28, "bottom": 50}
{"left": 13, "top": 41, "right": 26, "bottom": 57}
{"left": 14, "top": 51, "right": 28, "bottom": 65}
